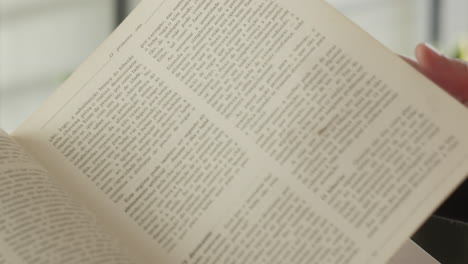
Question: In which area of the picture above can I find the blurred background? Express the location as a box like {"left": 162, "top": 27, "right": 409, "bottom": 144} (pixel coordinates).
{"left": 1, "top": 0, "right": 468, "bottom": 132}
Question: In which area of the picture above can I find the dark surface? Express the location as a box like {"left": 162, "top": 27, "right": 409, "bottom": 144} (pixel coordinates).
{"left": 413, "top": 216, "right": 468, "bottom": 264}
{"left": 412, "top": 178, "right": 468, "bottom": 263}
{"left": 435, "top": 178, "right": 468, "bottom": 223}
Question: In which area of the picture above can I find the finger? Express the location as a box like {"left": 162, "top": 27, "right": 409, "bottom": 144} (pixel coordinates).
{"left": 415, "top": 43, "right": 468, "bottom": 103}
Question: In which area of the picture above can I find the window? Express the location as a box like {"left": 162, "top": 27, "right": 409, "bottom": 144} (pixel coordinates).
{"left": 438, "top": 0, "right": 468, "bottom": 50}
{"left": 0, "top": 0, "right": 115, "bottom": 132}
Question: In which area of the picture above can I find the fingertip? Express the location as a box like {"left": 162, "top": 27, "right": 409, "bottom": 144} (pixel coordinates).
{"left": 414, "top": 43, "right": 425, "bottom": 62}
{"left": 415, "top": 43, "right": 441, "bottom": 68}
{"left": 415, "top": 43, "right": 426, "bottom": 55}
{"left": 415, "top": 43, "right": 468, "bottom": 102}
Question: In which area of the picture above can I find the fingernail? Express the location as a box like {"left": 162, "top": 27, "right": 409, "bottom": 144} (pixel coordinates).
{"left": 423, "top": 43, "right": 441, "bottom": 55}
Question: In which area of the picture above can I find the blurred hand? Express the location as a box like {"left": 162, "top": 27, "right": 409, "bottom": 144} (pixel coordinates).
{"left": 402, "top": 43, "right": 468, "bottom": 107}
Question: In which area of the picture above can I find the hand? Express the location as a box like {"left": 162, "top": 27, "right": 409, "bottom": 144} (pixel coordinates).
{"left": 401, "top": 43, "right": 468, "bottom": 107}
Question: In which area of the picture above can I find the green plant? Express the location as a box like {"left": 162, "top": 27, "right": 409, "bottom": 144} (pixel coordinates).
{"left": 452, "top": 36, "right": 468, "bottom": 61}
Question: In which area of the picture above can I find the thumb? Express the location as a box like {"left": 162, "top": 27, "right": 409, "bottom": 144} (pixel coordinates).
{"left": 415, "top": 43, "right": 468, "bottom": 103}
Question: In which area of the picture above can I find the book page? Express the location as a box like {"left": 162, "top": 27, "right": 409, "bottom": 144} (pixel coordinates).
{"left": 0, "top": 235, "right": 25, "bottom": 264}
{"left": 0, "top": 130, "right": 134, "bottom": 264}
{"left": 12, "top": 0, "right": 468, "bottom": 263}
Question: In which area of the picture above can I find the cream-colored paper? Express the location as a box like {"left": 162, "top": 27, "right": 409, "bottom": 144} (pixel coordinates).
{"left": 11, "top": 0, "right": 468, "bottom": 263}
{"left": 0, "top": 130, "right": 133, "bottom": 264}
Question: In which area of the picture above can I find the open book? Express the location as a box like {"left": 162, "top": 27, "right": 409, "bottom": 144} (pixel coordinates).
{"left": 2, "top": 0, "right": 467, "bottom": 263}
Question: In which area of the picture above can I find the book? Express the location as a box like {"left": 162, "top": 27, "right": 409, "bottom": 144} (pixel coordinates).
{"left": 1, "top": 0, "right": 467, "bottom": 263}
